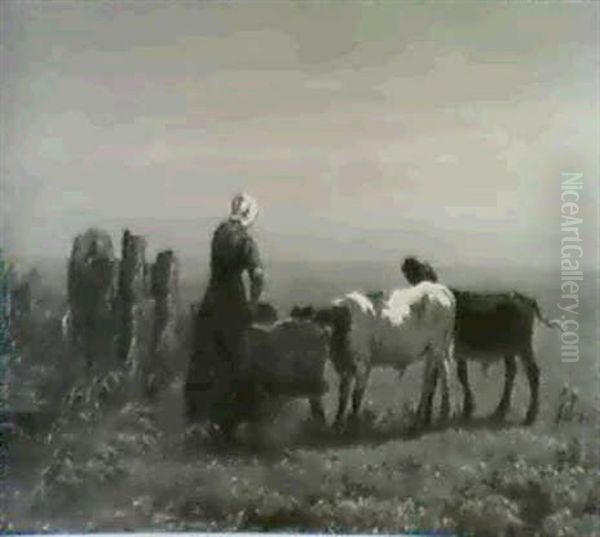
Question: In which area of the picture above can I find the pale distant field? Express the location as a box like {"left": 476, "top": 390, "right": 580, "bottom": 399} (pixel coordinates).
{"left": 3, "top": 263, "right": 599, "bottom": 535}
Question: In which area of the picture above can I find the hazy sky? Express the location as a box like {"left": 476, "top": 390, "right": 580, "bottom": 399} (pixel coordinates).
{"left": 1, "top": 0, "right": 598, "bottom": 269}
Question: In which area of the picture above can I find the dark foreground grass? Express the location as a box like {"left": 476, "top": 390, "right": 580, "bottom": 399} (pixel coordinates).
{"left": 3, "top": 268, "right": 598, "bottom": 535}
{"left": 2, "top": 374, "right": 599, "bottom": 536}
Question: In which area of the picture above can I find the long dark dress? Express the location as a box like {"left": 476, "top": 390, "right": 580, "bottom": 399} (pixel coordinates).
{"left": 184, "top": 219, "right": 263, "bottom": 429}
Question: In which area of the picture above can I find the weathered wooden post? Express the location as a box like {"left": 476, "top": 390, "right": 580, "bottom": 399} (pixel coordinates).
{"left": 1, "top": 252, "right": 14, "bottom": 397}
{"left": 148, "top": 249, "right": 179, "bottom": 397}
{"left": 66, "top": 228, "right": 117, "bottom": 374}
{"left": 0, "top": 253, "right": 14, "bottom": 447}
{"left": 117, "top": 230, "right": 151, "bottom": 383}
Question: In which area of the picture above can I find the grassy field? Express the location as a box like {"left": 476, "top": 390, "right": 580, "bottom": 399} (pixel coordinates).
{"left": 2, "top": 263, "right": 599, "bottom": 535}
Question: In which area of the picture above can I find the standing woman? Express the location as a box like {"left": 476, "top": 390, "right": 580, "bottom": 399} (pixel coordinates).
{"left": 185, "top": 193, "right": 266, "bottom": 438}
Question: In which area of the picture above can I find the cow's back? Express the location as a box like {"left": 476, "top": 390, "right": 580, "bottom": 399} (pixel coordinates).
{"left": 334, "top": 293, "right": 377, "bottom": 363}
{"left": 246, "top": 320, "right": 329, "bottom": 395}
{"left": 374, "top": 282, "right": 455, "bottom": 364}
{"left": 454, "top": 290, "right": 535, "bottom": 350}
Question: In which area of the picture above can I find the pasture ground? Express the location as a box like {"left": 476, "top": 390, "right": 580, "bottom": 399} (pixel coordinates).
{"left": 2, "top": 264, "right": 599, "bottom": 536}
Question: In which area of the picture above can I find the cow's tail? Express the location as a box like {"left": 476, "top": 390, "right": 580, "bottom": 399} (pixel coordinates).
{"left": 528, "top": 296, "right": 563, "bottom": 330}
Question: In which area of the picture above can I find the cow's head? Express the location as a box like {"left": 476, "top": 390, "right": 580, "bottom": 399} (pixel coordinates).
{"left": 252, "top": 301, "right": 279, "bottom": 325}
{"left": 401, "top": 256, "right": 439, "bottom": 285}
{"left": 290, "top": 305, "right": 315, "bottom": 321}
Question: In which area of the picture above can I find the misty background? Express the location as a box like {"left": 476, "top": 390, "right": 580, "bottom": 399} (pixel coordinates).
{"left": 1, "top": 1, "right": 598, "bottom": 291}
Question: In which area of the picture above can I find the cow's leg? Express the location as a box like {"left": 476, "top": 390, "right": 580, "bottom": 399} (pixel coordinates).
{"left": 520, "top": 344, "right": 540, "bottom": 425}
{"left": 333, "top": 371, "right": 353, "bottom": 430}
{"left": 421, "top": 356, "right": 450, "bottom": 425}
{"left": 492, "top": 354, "right": 516, "bottom": 421}
{"left": 396, "top": 365, "right": 407, "bottom": 380}
{"left": 350, "top": 363, "right": 372, "bottom": 423}
{"left": 415, "top": 352, "right": 437, "bottom": 428}
{"left": 438, "top": 357, "right": 451, "bottom": 424}
{"left": 456, "top": 357, "right": 474, "bottom": 420}
{"left": 421, "top": 362, "right": 438, "bottom": 426}
{"left": 309, "top": 396, "right": 326, "bottom": 426}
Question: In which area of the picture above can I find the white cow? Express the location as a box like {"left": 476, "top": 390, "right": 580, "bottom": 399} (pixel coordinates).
{"left": 315, "top": 281, "right": 456, "bottom": 429}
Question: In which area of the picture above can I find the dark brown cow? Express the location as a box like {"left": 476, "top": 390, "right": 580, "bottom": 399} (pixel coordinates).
{"left": 401, "top": 256, "right": 561, "bottom": 425}
{"left": 185, "top": 301, "right": 329, "bottom": 437}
